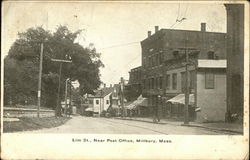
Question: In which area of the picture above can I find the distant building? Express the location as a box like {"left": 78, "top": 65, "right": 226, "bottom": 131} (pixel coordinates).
{"left": 87, "top": 85, "right": 113, "bottom": 115}
{"left": 126, "top": 66, "right": 142, "bottom": 102}
{"left": 141, "top": 24, "right": 227, "bottom": 120}
{"left": 224, "top": 4, "right": 244, "bottom": 122}
{"left": 87, "top": 84, "right": 124, "bottom": 116}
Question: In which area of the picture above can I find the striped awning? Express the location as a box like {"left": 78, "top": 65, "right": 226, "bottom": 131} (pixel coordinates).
{"left": 85, "top": 107, "right": 94, "bottom": 112}
{"left": 125, "top": 95, "right": 148, "bottom": 110}
{"left": 166, "top": 94, "right": 194, "bottom": 105}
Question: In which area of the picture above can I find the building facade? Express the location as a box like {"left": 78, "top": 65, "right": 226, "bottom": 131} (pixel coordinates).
{"left": 125, "top": 66, "right": 142, "bottom": 102}
{"left": 224, "top": 4, "right": 244, "bottom": 122}
{"left": 195, "top": 60, "right": 227, "bottom": 122}
{"left": 164, "top": 59, "right": 227, "bottom": 122}
{"left": 140, "top": 24, "right": 227, "bottom": 120}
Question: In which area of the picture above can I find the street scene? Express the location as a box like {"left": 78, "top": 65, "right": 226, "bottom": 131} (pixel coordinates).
{"left": 2, "top": 2, "right": 245, "bottom": 135}
{"left": 20, "top": 116, "right": 241, "bottom": 135}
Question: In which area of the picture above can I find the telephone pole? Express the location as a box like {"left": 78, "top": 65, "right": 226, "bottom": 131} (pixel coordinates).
{"left": 64, "top": 78, "right": 70, "bottom": 115}
{"left": 51, "top": 58, "right": 72, "bottom": 117}
{"left": 120, "top": 77, "right": 125, "bottom": 117}
{"left": 37, "top": 43, "right": 44, "bottom": 118}
{"left": 178, "top": 36, "right": 194, "bottom": 124}
{"left": 184, "top": 43, "right": 190, "bottom": 124}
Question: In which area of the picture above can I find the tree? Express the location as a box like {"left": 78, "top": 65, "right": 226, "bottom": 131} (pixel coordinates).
{"left": 4, "top": 25, "right": 104, "bottom": 109}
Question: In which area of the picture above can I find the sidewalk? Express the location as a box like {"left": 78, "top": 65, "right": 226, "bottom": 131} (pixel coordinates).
{"left": 115, "top": 116, "right": 243, "bottom": 134}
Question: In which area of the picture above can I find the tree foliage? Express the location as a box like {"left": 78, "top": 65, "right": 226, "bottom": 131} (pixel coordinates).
{"left": 4, "top": 26, "right": 103, "bottom": 109}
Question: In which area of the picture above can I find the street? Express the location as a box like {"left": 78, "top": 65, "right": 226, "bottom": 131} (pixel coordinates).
{"left": 21, "top": 116, "right": 233, "bottom": 134}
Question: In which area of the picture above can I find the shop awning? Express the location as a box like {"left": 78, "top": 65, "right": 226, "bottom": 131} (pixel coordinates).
{"left": 125, "top": 103, "right": 137, "bottom": 110}
{"left": 125, "top": 95, "right": 148, "bottom": 110}
{"left": 133, "top": 95, "right": 148, "bottom": 106}
{"left": 166, "top": 94, "right": 194, "bottom": 105}
{"left": 85, "top": 107, "right": 94, "bottom": 112}
{"left": 112, "top": 104, "right": 120, "bottom": 109}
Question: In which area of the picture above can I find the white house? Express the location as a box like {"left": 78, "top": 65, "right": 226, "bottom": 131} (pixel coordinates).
{"left": 87, "top": 87, "right": 113, "bottom": 115}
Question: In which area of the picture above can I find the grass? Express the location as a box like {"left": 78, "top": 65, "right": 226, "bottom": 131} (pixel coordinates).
{"left": 3, "top": 116, "right": 71, "bottom": 133}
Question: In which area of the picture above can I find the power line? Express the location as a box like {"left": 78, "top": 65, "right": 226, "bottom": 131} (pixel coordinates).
{"left": 98, "top": 41, "right": 140, "bottom": 50}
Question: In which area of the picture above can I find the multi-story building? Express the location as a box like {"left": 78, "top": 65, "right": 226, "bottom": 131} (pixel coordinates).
{"left": 125, "top": 66, "right": 142, "bottom": 102}
{"left": 141, "top": 24, "right": 227, "bottom": 121}
{"left": 224, "top": 4, "right": 244, "bottom": 122}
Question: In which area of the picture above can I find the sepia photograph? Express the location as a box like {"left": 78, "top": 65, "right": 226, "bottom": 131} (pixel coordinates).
{"left": 1, "top": 0, "right": 249, "bottom": 159}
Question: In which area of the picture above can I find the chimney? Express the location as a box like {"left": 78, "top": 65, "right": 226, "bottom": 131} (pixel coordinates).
{"left": 110, "top": 84, "right": 112, "bottom": 88}
{"left": 155, "top": 26, "right": 159, "bottom": 33}
{"left": 148, "top": 31, "right": 152, "bottom": 37}
{"left": 103, "top": 83, "right": 106, "bottom": 88}
{"left": 201, "top": 23, "right": 206, "bottom": 32}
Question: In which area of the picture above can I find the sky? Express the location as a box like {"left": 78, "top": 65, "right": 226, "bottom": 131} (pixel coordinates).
{"left": 2, "top": 1, "right": 227, "bottom": 86}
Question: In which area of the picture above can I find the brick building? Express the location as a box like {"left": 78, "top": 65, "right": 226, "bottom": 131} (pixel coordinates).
{"left": 224, "top": 4, "right": 244, "bottom": 122}
{"left": 141, "top": 24, "right": 227, "bottom": 119}
{"left": 125, "top": 66, "right": 142, "bottom": 102}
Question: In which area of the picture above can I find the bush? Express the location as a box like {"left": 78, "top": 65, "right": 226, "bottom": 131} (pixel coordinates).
{"left": 100, "top": 111, "right": 107, "bottom": 117}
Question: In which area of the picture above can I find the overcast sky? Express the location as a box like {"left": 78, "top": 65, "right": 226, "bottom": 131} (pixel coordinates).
{"left": 2, "top": 1, "right": 226, "bottom": 86}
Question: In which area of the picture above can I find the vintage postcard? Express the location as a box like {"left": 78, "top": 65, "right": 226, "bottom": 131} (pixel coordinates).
{"left": 1, "top": 0, "right": 249, "bottom": 159}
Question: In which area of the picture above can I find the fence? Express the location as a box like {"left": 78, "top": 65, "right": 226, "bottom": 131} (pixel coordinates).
{"left": 3, "top": 107, "right": 55, "bottom": 118}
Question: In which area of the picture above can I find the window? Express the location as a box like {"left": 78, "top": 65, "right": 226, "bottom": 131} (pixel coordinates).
{"left": 159, "top": 76, "right": 163, "bottom": 89}
{"left": 207, "top": 51, "right": 215, "bottom": 59}
{"left": 166, "top": 74, "right": 170, "bottom": 90}
{"left": 159, "top": 52, "right": 163, "bottom": 64}
{"left": 96, "top": 100, "right": 99, "bottom": 104}
{"left": 205, "top": 71, "right": 214, "bottom": 89}
{"left": 152, "top": 56, "right": 155, "bottom": 67}
{"left": 106, "top": 100, "right": 109, "bottom": 104}
{"left": 181, "top": 72, "right": 186, "bottom": 92}
{"left": 155, "top": 77, "right": 158, "bottom": 89}
{"left": 143, "top": 79, "right": 146, "bottom": 89}
{"left": 172, "top": 73, "right": 177, "bottom": 90}
{"left": 150, "top": 57, "right": 153, "bottom": 67}
{"left": 148, "top": 78, "right": 151, "bottom": 89}
{"left": 151, "top": 78, "right": 154, "bottom": 89}
{"left": 156, "top": 54, "right": 159, "bottom": 66}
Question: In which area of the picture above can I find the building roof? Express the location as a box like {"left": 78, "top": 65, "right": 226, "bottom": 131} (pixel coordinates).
{"left": 198, "top": 59, "right": 227, "bottom": 68}
{"left": 88, "top": 84, "right": 121, "bottom": 98}
{"left": 88, "top": 87, "right": 113, "bottom": 98}
{"left": 141, "top": 28, "right": 226, "bottom": 43}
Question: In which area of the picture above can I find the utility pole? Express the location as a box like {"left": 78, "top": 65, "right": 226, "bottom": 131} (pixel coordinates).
{"left": 120, "top": 77, "right": 125, "bottom": 117}
{"left": 184, "top": 35, "right": 190, "bottom": 124}
{"left": 64, "top": 78, "right": 69, "bottom": 115}
{"left": 37, "top": 43, "right": 44, "bottom": 118}
{"left": 69, "top": 79, "right": 72, "bottom": 113}
{"left": 51, "top": 58, "right": 72, "bottom": 117}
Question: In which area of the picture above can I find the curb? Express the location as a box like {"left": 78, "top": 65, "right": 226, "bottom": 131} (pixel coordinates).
{"left": 114, "top": 117, "right": 167, "bottom": 125}
{"left": 115, "top": 117, "right": 243, "bottom": 134}
{"left": 181, "top": 124, "right": 243, "bottom": 134}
